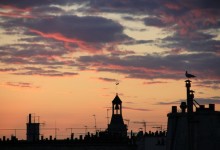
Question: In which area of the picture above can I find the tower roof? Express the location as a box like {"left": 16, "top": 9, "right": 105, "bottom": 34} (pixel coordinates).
{"left": 112, "top": 93, "right": 122, "bottom": 104}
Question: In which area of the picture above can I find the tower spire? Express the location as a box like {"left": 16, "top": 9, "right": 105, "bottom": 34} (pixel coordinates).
{"left": 108, "top": 94, "right": 127, "bottom": 137}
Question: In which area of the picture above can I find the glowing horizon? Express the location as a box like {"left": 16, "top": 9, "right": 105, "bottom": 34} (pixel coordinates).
{"left": 0, "top": 0, "right": 220, "bottom": 140}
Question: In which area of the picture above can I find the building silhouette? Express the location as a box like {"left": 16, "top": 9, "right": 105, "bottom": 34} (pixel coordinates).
{"left": 108, "top": 93, "right": 127, "bottom": 137}
{"left": 166, "top": 80, "right": 220, "bottom": 150}
{"left": 26, "top": 114, "right": 40, "bottom": 141}
{"left": 0, "top": 93, "right": 135, "bottom": 150}
{"left": 1, "top": 79, "right": 220, "bottom": 150}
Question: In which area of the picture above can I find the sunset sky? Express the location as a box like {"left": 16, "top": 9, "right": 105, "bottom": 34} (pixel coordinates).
{"left": 0, "top": 0, "right": 220, "bottom": 139}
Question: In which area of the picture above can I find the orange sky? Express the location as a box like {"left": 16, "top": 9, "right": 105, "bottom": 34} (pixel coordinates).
{"left": 1, "top": 72, "right": 219, "bottom": 139}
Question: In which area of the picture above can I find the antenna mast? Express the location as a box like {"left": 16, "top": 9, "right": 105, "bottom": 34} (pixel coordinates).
{"left": 93, "top": 114, "right": 97, "bottom": 132}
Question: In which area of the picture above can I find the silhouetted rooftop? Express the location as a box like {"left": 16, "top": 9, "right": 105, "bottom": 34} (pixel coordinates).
{"left": 112, "top": 94, "right": 122, "bottom": 104}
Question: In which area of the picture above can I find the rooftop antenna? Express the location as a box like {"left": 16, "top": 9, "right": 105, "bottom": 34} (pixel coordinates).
{"left": 93, "top": 114, "right": 97, "bottom": 132}
{"left": 133, "top": 121, "right": 147, "bottom": 133}
{"left": 0, "top": 128, "right": 25, "bottom": 137}
{"left": 84, "top": 126, "right": 88, "bottom": 134}
{"left": 55, "top": 120, "right": 58, "bottom": 139}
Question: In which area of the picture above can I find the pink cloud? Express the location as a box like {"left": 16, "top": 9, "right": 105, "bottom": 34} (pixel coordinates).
{"left": 29, "top": 29, "right": 103, "bottom": 53}
{"left": 0, "top": 4, "right": 33, "bottom": 18}
{"left": 164, "top": 3, "right": 181, "bottom": 10}
{"left": 0, "top": 4, "right": 32, "bottom": 12}
{"left": 161, "top": 5, "right": 220, "bottom": 37}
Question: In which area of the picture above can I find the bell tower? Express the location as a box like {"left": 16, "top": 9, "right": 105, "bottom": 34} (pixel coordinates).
{"left": 108, "top": 93, "right": 127, "bottom": 137}
{"left": 112, "top": 93, "right": 122, "bottom": 115}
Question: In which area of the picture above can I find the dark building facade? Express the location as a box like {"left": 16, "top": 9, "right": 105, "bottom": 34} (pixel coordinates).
{"left": 166, "top": 80, "right": 220, "bottom": 150}
{"left": 26, "top": 114, "right": 40, "bottom": 141}
{"left": 108, "top": 93, "right": 127, "bottom": 137}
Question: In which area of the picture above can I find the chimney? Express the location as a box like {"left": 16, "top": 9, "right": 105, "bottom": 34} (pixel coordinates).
{"left": 172, "top": 106, "right": 177, "bottom": 113}
{"left": 200, "top": 105, "right": 205, "bottom": 110}
{"left": 180, "top": 102, "right": 187, "bottom": 113}
{"left": 29, "top": 114, "right": 32, "bottom": 123}
{"left": 209, "top": 104, "right": 215, "bottom": 111}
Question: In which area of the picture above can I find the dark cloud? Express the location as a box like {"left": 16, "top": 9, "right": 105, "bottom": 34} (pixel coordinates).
{"left": 211, "top": 96, "right": 220, "bottom": 99}
{"left": 6, "top": 82, "right": 39, "bottom": 88}
{"left": 1, "top": 15, "right": 131, "bottom": 53}
{"left": 1, "top": 57, "right": 29, "bottom": 64}
{"left": 18, "top": 15, "right": 130, "bottom": 44}
{"left": 1, "top": 0, "right": 220, "bottom": 82}
{"left": 12, "top": 44, "right": 66, "bottom": 57}
{"left": 123, "top": 40, "right": 154, "bottom": 45}
{"left": 144, "top": 17, "right": 167, "bottom": 27}
{"left": 155, "top": 101, "right": 180, "bottom": 105}
{"left": 110, "top": 50, "right": 135, "bottom": 56}
{"left": 156, "top": 97, "right": 220, "bottom": 105}
{"left": 98, "top": 77, "right": 116, "bottom": 82}
{"left": 122, "top": 16, "right": 137, "bottom": 21}
{"left": 123, "top": 106, "right": 151, "bottom": 112}
{"left": 185, "top": 0, "right": 220, "bottom": 9}
{"left": 88, "top": 0, "right": 160, "bottom": 14}
{"left": 77, "top": 53, "right": 220, "bottom": 80}
{"left": 0, "top": 55, "right": 65, "bottom": 66}
{"left": 87, "top": 0, "right": 220, "bottom": 20}
{"left": 0, "top": 68, "right": 17, "bottom": 72}
{"left": 162, "top": 32, "right": 220, "bottom": 53}
{"left": 195, "top": 80, "right": 220, "bottom": 90}
{"left": 13, "top": 67, "right": 78, "bottom": 77}
{"left": 32, "top": 5, "right": 65, "bottom": 14}
{"left": 98, "top": 0, "right": 219, "bottom": 54}
{"left": 0, "top": 41, "right": 72, "bottom": 66}
{"left": 0, "top": 0, "right": 83, "bottom": 8}
{"left": 194, "top": 98, "right": 220, "bottom": 105}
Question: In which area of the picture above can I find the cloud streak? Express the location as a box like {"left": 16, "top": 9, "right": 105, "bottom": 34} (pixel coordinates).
{"left": 0, "top": 0, "right": 220, "bottom": 82}
{"left": 155, "top": 97, "right": 220, "bottom": 105}
{"left": 14, "top": 68, "right": 78, "bottom": 77}
{"left": 123, "top": 106, "right": 151, "bottom": 112}
{"left": 5, "top": 82, "right": 40, "bottom": 88}
{"left": 77, "top": 53, "right": 220, "bottom": 80}
{"left": 98, "top": 77, "right": 116, "bottom": 83}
